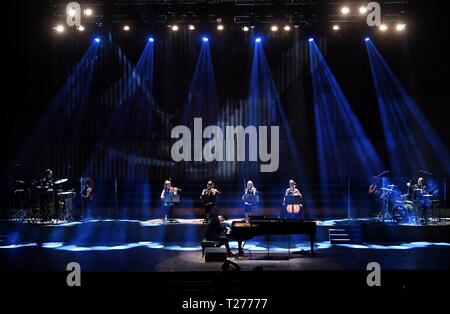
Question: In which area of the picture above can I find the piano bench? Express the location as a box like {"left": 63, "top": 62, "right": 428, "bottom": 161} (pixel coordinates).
{"left": 201, "top": 240, "right": 217, "bottom": 257}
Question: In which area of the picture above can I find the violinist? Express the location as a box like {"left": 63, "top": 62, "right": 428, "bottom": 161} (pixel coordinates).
{"left": 160, "top": 179, "right": 180, "bottom": 222}
{"left": 200, "top": 180, "right": 221, "bottom": 222}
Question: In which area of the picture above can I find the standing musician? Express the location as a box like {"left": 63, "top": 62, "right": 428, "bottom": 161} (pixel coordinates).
{"left": 40, "top": 169, "right": 55, "bottom": 220}
{"left": 282, "top": 179, "right": 303, "bottom": 218}
{"left": 415, "top": 177, "right": 428, "bottom": 223}
{"left": 81, "top": 177, "right": 94, "bottom": 220}
{"left": 200, "top": 180, "right": 221, "bottom": 223}
{"left": 242, "top": 180, "right": 258, "bottom": 220}
{"left": 160, "top": 179, "right": 180, "bottom": 222}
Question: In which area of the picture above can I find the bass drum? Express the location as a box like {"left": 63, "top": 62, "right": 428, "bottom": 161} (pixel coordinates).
{"left": 391, "top": 203, "right": 414, "bottom": 224}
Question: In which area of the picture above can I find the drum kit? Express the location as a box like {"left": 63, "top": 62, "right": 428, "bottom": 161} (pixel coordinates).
{"left": 376, "top": 183, "right": 439, "bottom": 224}
{"left": 11, "top": 178, "right": 76, "bottom": 223}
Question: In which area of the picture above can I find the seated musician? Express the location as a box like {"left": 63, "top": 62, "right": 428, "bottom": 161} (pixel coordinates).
{"left": 282, "top": 180, "right": 303, "bottom": 218}
{"left": 242, "top": 180, "right": 258, "bottom": 220}
{"left": 368, "top": 177, "right": 382, "bottom": 214}
{"left": 41, "top": 169, "right": 54, "bottom": 187}
{"left": 417, "top": 177, "right": 427, "bottom": 193}
{"left": 200, "top": 180, "right": 220, "bottom": 222}
{"left": 204, "top": 214, "right": 234, "bottom": 257}
{"left": 160, "top": 180, "right": 179, "bottom": 222}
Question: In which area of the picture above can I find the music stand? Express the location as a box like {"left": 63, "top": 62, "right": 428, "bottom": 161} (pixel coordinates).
{"left": 243, "top": 194, "right": 259, "bottom": 204}
{"left": 243, "top": 194, "right": 259, "bottom": 217}
{"left": 284, "top": 195, "right": 302, "bottom": 213}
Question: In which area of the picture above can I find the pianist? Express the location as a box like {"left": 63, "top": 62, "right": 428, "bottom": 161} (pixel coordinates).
{"left": 204, "top": 215, "right": 234, "bottom": 257}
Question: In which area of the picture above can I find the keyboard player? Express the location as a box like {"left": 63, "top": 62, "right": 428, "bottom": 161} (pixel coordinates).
{"left": 204, "top": 214, "right": 234, "bottom": 257}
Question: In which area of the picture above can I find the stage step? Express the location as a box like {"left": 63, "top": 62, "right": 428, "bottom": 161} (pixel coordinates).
{"left": 329, "top": 227, "right": 352, "bottom": 244}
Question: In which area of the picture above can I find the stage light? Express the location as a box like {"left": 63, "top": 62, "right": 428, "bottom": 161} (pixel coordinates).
{"left": 243, "top": 26, "right": 249, "bottom": 32}
{"left": 217, "top": 24, "right": 224, "bottom": 31}
{"left": 359, "top": 6, "right": 368, "bottom": 14}
{"left": 379, "top": 24, "right": 388, "bottom": 32}
{"left": 171, "top": 25, "right": 179, "bottom": 31}
{"left": 84, "top": 8, "right": 93, "bottom": 16}
{"left": 188, "top": 24, "right": 195, "bottom": 31}
{"left": 396, "top": 23, "right": 406, "bottom": 32}
{"left": 332, "top": 24, "right": 340, "bottom": 31}
{"left": 148, "top": 37, "right": 154, "bottom": 42}
{"left": 202, "top": 36, "right": 209, "bottom": 42}
{"left": 283, "top": 25, "right": 291, "bottom": 31}
{"left": 94, "top": 37, "right": 101, "bottom": 43}
{"left": 270, "top": 25, "right": 278, "bottom": 32}
{"left": 255, "top": 37, "right": 261, "bottom": 43}
{"left": 54, "top": 25, "right": 64, "bottom": 33}
{"left": 123, "top": 25, "right": 130, "bottom": 31}
{"left": 77, "top": 25, "right": 85, "bottom": 32}
{"left": 365, "top": 37, "right": 370, "bottom": 42}
{"left": 341, "top": 6, "right": 350, "bottom": 15}
{"left": 308, "top": 37, "right": 314, "bottom": 42}
{"left": 68, "top": 8, "right": 76, "bottom": 16}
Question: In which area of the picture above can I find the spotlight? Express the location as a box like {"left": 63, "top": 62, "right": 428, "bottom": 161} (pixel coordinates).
{"left": 364, "top": 37, "right": 370, "bottom": 42}
{"left": 270, "top": 25, "right": 278, "bottom": 32}
{"left": 148, "top": 37, "right": 154, "bottom": 42}
{"left": 308, "top": 37, "right": 314, "bottom": 42}
{"left": 77, "top": 25, "right": 85, "bottom": 32}
{"left": 171, "top": 25, "right": 179, "bottom": 31}
{"left": 68, "top": 8, "right": 76, "bottom": 16}
{"left": 188, "top": 24, "right": 195, "bottom": 31}
{"left": 396, "top": 23, "right": 406, "bottom": 32}
{"left": 379, "top": 24, "right": 388, "bottom": 32}
{"left": 242, "top": 26, "right": 249, "bottom": 32}
{"left": 332, "top": 24, "right": 340, "bottom": 31}
{"left": 255, "top": 37, "right": 261, "bottom": 43}
{"left": 54, "top": 25, "right": 64, "bottom": 33}
{"left": 84, "top": 8, "right": 93, "bottom": 16}
{"left": 123, "top": 25, "right": 130, "bottom": 31}
{"left": 217, "top": 24, "right": 224, "bottom": 31}
{"left": 94, "top": 37, "right": 101, "bottom": 43}
{"left": 359, "top": 6, "right": 368, "bottom": 14}
{"left": 202, "top": 36, "right": 209, "bottom": 42}
{"left": 341, "top": 6, "right": 350, "bottom": 15}
{"left": 283, "top": 25, "right": 291, "bottom": 31}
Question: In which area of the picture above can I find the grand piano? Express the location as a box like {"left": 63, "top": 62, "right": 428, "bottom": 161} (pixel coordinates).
{"left": 229, "top": 216, "right": 317, "bottom": 257}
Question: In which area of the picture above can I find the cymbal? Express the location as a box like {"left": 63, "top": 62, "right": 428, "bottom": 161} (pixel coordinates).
{"left": 54, "top": 178, "right": 68, "bottom": 185}
{"left": 388, "top": 184, "right": 397, "bottom": 188}
{"left": 15, "top": 180, "right": 25, "bottom": 184}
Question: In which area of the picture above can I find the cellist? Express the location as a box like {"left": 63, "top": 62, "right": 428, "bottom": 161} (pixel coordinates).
{"left": 282, "top": 180, "right": 303, "bottom": 218}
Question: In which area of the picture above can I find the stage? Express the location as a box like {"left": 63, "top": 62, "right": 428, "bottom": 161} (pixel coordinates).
{"left": 1, "top": 217, "right": 449, "bottom": 272}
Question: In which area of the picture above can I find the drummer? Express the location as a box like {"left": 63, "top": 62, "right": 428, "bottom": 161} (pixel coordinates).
{"left": 41, "top": 169, "right": 54, "bottom": 188}
{"left": 417, "top": 177, "right": 427, "bottom": 193}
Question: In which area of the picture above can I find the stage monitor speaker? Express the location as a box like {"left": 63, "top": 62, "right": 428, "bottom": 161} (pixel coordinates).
{"left": 204, "top": 247, "right": 227, "bottom": 262}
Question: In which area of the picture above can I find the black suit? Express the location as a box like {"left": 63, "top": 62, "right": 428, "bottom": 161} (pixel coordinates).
{"left": 204, "top": 216, "right": 231, "bottom": 254}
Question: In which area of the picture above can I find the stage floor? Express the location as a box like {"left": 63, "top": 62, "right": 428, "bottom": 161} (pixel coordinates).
{"left": 1, "top": 218, "right": 450, "bottom": 272}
